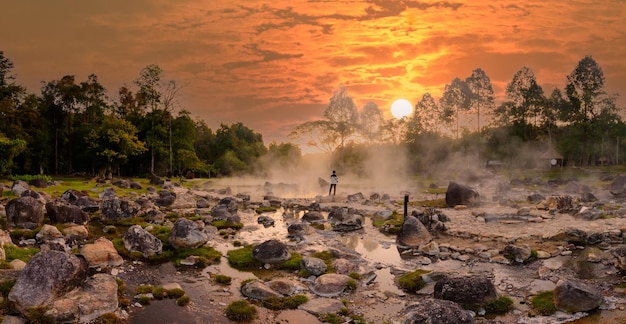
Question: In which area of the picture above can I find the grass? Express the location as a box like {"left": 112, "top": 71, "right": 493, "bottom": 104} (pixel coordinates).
{"left": 530, "top": 291, "right": 557, "bottom": 315}
{"left": 255, "top": 206, "right": 278, "bottom": 214}
{"left": 214, "top": 274, "right": 232, "bottom": 285}
{"left": 310, "top": 250, "right": 334, "bottom": 272}
{"left": 485, "top": 296, "right": 514, "bottom": 314}
{"left": 211, "top": 220, "right": 244, "bottom": 230}
{"left": 275, "top": 252, "right": 303, "bottom": 271}
{"left": 225, "top": 300, "right": 257, "bottom": 321}
{"left": 372, "top": 211, "right": 404, "bottom": 234}
{"left": 227, "top": 245, "right": 263, "bottom": 269}
{"left": 3, "top": 244, "right": 40, "bottom": 263}
{"left": 176, "top": 295, "right": 191, "bottom": 306}
{"left": 260, "top": 294, "right": 309, "bottom": 310}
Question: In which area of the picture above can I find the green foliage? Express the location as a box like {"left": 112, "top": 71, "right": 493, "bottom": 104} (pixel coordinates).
{"left": 211, "top": 219, "right": 244, "bottom": 230}
{"left": 137, "top": 295, "right": 151, "bottom": 305}
{"left": 372, "top": 212, "right": 404, "bottom": 234}
{"left": 174, "top": 246, "right": 222, "bottom": 266}
{"left": 275, "top": 252, "right": 303, "bottom": 271}
{"left": 321, "top": 313, "right": 342, "bottom": 324}
{"left": 225, "top": 300, "right": 257, "bottom": 322}
{"left": 0, "top": 136, "right": 27, "bottom": 175}
{"left": 261, "top": 294, "right": 308, "bottom": 310}
{"left": 255, "top": 206, "right": 278, "bottom": 214}
{"left": 348, "top": 272, "right": 361, "bottom": 280}
{"left": 0, "top": 279, "right": 16, "bottom": 296}
{"left": 176, "top": 295, "right": 191, "bottom": 306}
{"left": 166, "top": 288, "right": 185, "bottom": 299}
{"left": 344, "top": 279, "right": 357, "bottom": 291}
{"left": 4, "top": 244, "right": 40, "bottom": 263}
{"left": 152, "top": 286, "right": 166, "bottom": 299}
{"left": 311, "top": 250, "right": 334, "bottom": 271}
{"left": 398, "top": 270, "right": 430, "bottom": 292}
{"left": 9, "top": 228, "right": 37, "bottom": 241}
{"left": 214, "top": 274, "right": 232, "bottom": 285}
{"left": 227, "top": 245, "right": 263, "bottom": 269}
{"left": 485, "top": 296, "right": 514, "bottom": 314}
{"left": 116, "top": 278, "right": 126, "bottom": 296}
{"left": 530, "top": 291, "right": 557, "bottom": 315}
{"left": 26, "top": 306, "right": 55, "bottom": 324}
{"left": 135, "top": 285, "right": 153, "bottom": 295}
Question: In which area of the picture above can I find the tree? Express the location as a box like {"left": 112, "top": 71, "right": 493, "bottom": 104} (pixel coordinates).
{"left": 291, "top": 85, "right": 359, "bottom": 154}
{"left": 134, "top": 64, "right": 163, "bottom": 174}
{"left": 0, "top": 134, "right": 26, "bottom": 175}
{"left": 358, "top": 101, "right": 384, "bottom": 143}
{"left": 440, "top": 78, "right": 471, "bottom": 139}
{"left": 406, "top": 93, "right": 440, "bottom": 141}
{"left": 562, "top": 56, "right": 619, "bottom": 165}
{"left": 465, "top": 68, "right": 495, "bottom": 132}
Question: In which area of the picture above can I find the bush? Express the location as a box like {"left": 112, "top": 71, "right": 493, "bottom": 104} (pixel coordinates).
{"left": 530, "top": 291, "right": 557, "bottom": 315}
{"left": 167, "top": 288, "right": 186, "bottom": 299}
{"left": 214, "top": 274, "right": 232, "bottom": 285}
{"left": 485, "top": 296, "right": 514, "bottom": 314}
{"left": 225, "top": 300, "right": 257, "bottom": 321}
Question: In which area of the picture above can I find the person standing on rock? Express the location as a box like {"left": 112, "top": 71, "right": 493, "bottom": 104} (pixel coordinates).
{"left": 329, "top": 170, "right": 338, "bottom": 196}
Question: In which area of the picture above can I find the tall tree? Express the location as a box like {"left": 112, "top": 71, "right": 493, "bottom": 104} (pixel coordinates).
{"left": 134, "top": 64, "right": 163, "bottom": 174}
{"left": 406, "top": 93, "right": 440, "bottom": 141}
{"left": 291, "top": 84, "right": 359, "bottom": 154}
{"left": 465, "top": 68, "right": 495, "bottom": 133}
{"left": 563, "top": 56, "right": 619, "bottom": 165}
{"left": 440, "top": 78, "right": 471, "bottom": 139}
{"left": 358, "top": 101, "right": 384, "bottom": 143}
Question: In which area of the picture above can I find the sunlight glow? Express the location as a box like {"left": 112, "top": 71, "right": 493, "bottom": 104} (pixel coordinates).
{"left": 390, "top": 99, "right": 413, "bottom": 119}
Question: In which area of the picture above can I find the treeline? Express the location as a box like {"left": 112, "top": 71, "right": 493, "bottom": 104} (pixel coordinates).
{"left": 291, "top": 55, "right": 625, "bottom": 173}
{"left": 0, "top": 52, "right": 299, "bottom": 178}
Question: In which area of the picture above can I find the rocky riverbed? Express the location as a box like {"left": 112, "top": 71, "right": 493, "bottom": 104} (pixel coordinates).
{"left": 3, "top": 169, "right": 626, "bottom": 323}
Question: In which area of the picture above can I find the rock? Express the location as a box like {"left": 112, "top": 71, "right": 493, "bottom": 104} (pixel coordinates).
{"left": 528, "top": 193, "right": 546, "bottom": 203}
{"left": 347, "top": 192, "right": 365, "bottom": 202}
{"left": 611, "top": 246, "right": 626, "bottom": 272}
{"left": 45, "top": 274, "right": 118, "bottom": 323}
{"left": 287, "top": 223, "right": 310, "bottom": 238}
{"left": 5, "top": 196, "right": 44, "bottom": 229}
{"left": 502, "top": 244, "right": 532, "bottom": 263}
{"left": 610, "top": 174, "right": 626, "bottom": 196}
{"left": 445, "top": 182, "right": 479, "bottom": 207}
{"left": 155, "top": 190, "right": 176, "bottom": 207}
{"left": 252, "top": 239, "right": 291, "bottom": 264}
{"left": 396, "top": 216, "right": 432, "bottom": 248}
{"left": 257, "top": 215, "right": 275, "bottom": 227}
{"left": 8, "top": 251, "right": 88, "bottom": 313}
{"left": 11, "top": 180, "right": 29, "bottom": 197}
{"left": 123, "top": 225, "right": 163, "bottom": 257}
{"left": 75, "top": 196, "right": 100, "bottom": 213}
{"left": 265, "top": 278, "right": 306, "bottom": 296}
{"left": 547, "top": 227, "right": 587, "bottom": 245}
{"left": 545, "top": 195, "right": 577, "bottom": 213}
{"left": 100, "top": 198, "right": 140, "bottom": 221}
{"left": 302, "top": 211, "right": 325, "bottom": 223}
{"left": 149, "top": 173, "right": 164, "bottom": 185}
{"left": 301, "top": 256, "right": 328, "bottom": 276}
{"left": 112, "top": 179, "right": 131, "bottom": 189}
{"left": 328, "top": 207, "right": 364, "bottom": 231}
{"left": 332, "top": 258, "right": 359, "bottom": 275}
{"left": 196, "top": 198, "right": 209, "bottom": 208}
{"left": 240, "top": 280, "right": 281, "bottom": 300}
{"left": 168, "top": 218, "right": 209, "bottom": 249}
{"left": 402, "top": 298, "right": 474, "bottom": 324}
{"left": 61, "top": 189, "right": 87, "bottom": 203}
{"left": 141, "top": 208, "right": 165, "bottom": 224}
{"left": 298, "top": 297, "right": 345, "bottom": 316}
{"left": 553, "top": 279, "right": 603, "bottom": 312}
{"left": 45, "top": 201, "right": 89, "bottom": 225}
{"left": 433, "top": 275, "right": 497, "bottom": 308}
{"left": 36, "top": 224, "right": 63, "bottom": 242}
{"left": 80, "top": 237, "right": 124, "bottom": 267}
{"left": 310, "top": 273, "right": 352, "bottom": 297}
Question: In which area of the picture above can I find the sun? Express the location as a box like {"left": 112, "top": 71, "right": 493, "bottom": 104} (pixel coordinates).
{"left": 391, "top": 98, "right": 413, "bottom": 119}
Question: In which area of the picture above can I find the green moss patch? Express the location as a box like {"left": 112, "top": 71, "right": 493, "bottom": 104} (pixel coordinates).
{"left": 398, "top": 269, "right": 430, "bottom": 292}
{"left": 225, "top": 300, "right": 257, "bottom": 321}
{"left": 530, "top": 291, "right": 557, "bottom": 315}
{"left": 227, "top": 245, "right": 263, "bottom": 269}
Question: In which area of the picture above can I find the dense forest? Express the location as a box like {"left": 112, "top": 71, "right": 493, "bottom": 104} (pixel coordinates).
{"left": 0, "top": 50, "right": 624, "bottom": 179}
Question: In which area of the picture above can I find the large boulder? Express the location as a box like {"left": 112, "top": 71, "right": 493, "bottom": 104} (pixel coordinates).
{"left": 46, "top": 201, "right": 89, "bottom": 225}
{"left": 252, "top": 239, "right": 291, "bottom": 264}
{"left": 300, "top": 256, "right": 328, "bottom": 276}
{"left": 433, "top": 275, "right": 497, "bottom": 308}
{"left": 310, "top": 273, "right": 352, "bottom": 297}
{"left": 61, "top": 189, "right": 87, "bottom": 203}
{"left": 240, "top": 280, "right": 282, "bottom": 300}
{"left": 168, "top": 218, "right": 209, "bottom": 249}
{"left": 5, "top": 196, "right": 44, "bottom": 229}
{"left": 100, "top": 197, "right": 141, "bottom": 221}
{"left": 123, "top": 225, "right": 163, "bottom": 257}
{"left": 445, "top": 182, "right": 479, "bottom": 207}
{"left": 11, "top": 180, "right": 29, "bottom": 197}
{"left": 154, "top": 190, "right": 177, "bottom": 207}
{"left": 612, "top": 246, "right": 626, "bottom": 272}
{"left": 45, "top": 273, "right": 118, "bottom": 323}
{"left": 80, "top": 237, "right": 124, "bottom": 267}
{"left": 8, "top": 251, "right": 89, "bottom": 313}
{"left": 610, "top": 174, "right": 626, "bottom": 196}
{"left": 553, "top": 279, "right": 603, "bottom": 312}
{"left": 402, "top": 298, "right": 474, "bottom": 324}
{"left": 396, "top": 216, "right": 432, "bottom": 248}
{"left": 302, "top": 211, "right": 325, "bottom": 223}
{"left": 328, "top": 207, "right": 364, "bottom": 232}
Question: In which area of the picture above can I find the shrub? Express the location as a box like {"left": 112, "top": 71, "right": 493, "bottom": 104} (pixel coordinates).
{"left": 261, "top": 295, "right": 308, "bottom": 310}
{"left": 225, "top": 300, "right": 257, "bottom": 321}
{"left": 398, "top": 269, "right": 430, "bottom": 292}
{"left": 530, "top": 291, "right": 557, "bottom": 315}
{"left": 135, "top": 285, "right": 153, "bottom": 294}
{"left": 137, "top": 295, "right": 151, "bottom": 305}
{"left": 214, "top": 274, "right": 232, "bottom": 285}
{"left": 167, "top": 288, "right": 186, "bottom": 299}
{"left": 152, "top": 286, "right": 166, "bottom": 299}
{"left": 485, "top": 296, "right": 514, "bottom": 314}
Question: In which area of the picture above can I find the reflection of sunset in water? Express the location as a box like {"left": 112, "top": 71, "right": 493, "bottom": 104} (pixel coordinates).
{"left": 2, "top": 1, "right": 625, "bottom": 146}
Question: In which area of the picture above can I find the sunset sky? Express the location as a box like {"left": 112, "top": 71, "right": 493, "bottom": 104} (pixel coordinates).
{"left": 2, "top": 0, "right": 625, "bottom": 148}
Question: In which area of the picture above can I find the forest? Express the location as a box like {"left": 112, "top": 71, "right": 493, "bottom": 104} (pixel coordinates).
{"left": 0, "top": 51, "right": 624, "bottom": 179}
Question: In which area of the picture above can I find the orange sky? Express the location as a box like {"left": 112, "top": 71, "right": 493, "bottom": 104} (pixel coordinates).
{"left": 2, "top": 0, "right": 625, "bottom": 147}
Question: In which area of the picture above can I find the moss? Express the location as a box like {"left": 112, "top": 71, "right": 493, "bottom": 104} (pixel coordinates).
{"left": 240, "top": 278, "right": 256, "bottom": 287}
{"left": 0, "top": 279, "right": 16, "bottom": 297}
{"left": 348, "top": 272, "right": 361, "bottom": 280}
{"left": 9, "top": 228, "right": 38, "bottom": 241}
{"left": 214, "top": 274, "right": 232, "bottom": 285}
{"left": 261, "top": 294, "right": 309, "bottom": 310}
{"left": 411, "top": 198, "right": 447, "bottom": 208}
{"left": 372, "top": 212, "right": 404, "bottom": 234}
{"left": 321, "top": 313, "right": 342, "bottom": 324}
{"left": 225, "top": 300, "right": 257, "bottom": 321}
{"left": 311, "top": 250, "right": 334, "bottom": 271}
{"left": 135, "top": 285, "right": 154, "bottom": 294}
{"left": 167, "top": 288, "right": 186, "bottom": 299}
{"left": 152, "top": 286, "right": 166, "bottom": 300}
{"left": 275, "top": 252, "right": 302, "bottom": 271}
{"left": 255, "top": 206, "right": 278, "bottom": 214}
{"left": 227, "top": 245, "right": 263, "bottom": 269}
{"left": 485, "top": 296, "right": 514, "bottom": 314}
{"left": 176, "top": 295, "right": 191, "bottom": 306}
{"left": 530, "top": 291, "right": 557, "bottom": 315}
{"left": 137, "top": 295, "right": 151, "bottom": 305}
{"left": 397, "top": 269, "right": 430, "bottom": 292}
{"left": 116, "top": 278, "right": 126, "bottom": 296}
{"left": 174, "top": 246, "right": 222, "bottom": 266}
{"left": 233, "top": 240, "right": 242, "bottom": 247}
{"left": 344, "top": 279, "right": 357, "bottom": 291}
{"left": 91, "top": 313, "right": 122, "bottom": 324}
{"left": 212, "top": 220, "right": 243, "bottom": 230}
